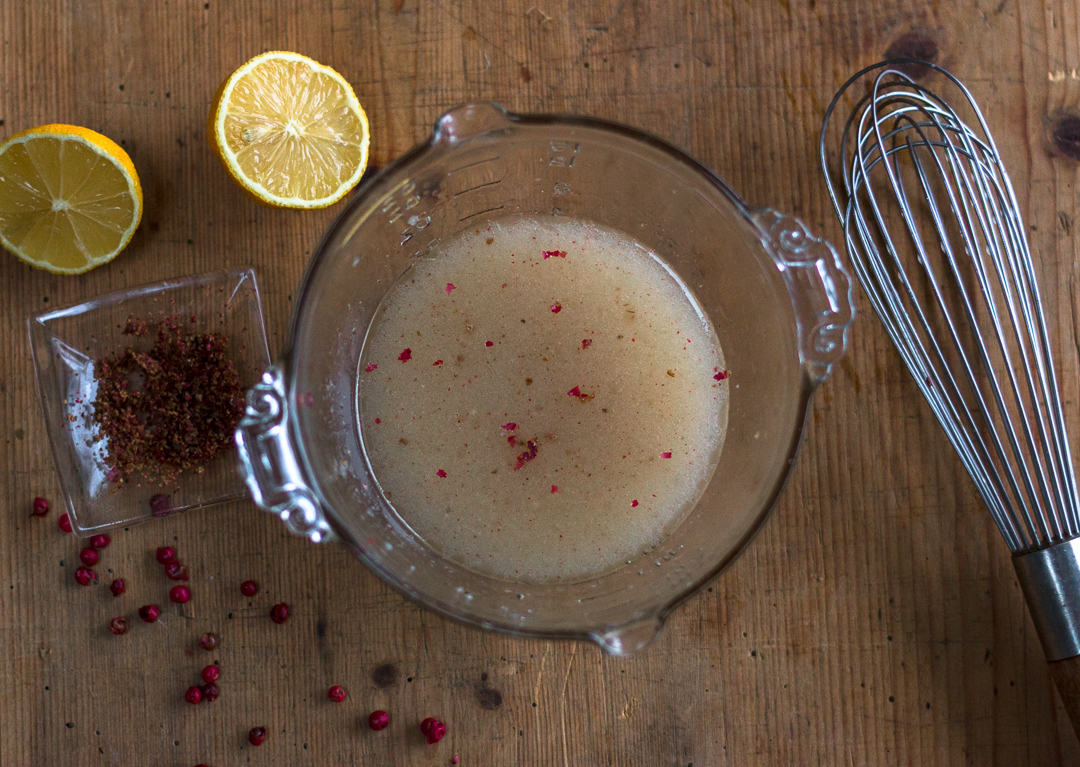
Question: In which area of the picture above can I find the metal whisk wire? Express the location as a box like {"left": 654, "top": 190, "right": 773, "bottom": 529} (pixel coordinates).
{"left": 819, "top": 61, "right": 1080, "bottom": 555}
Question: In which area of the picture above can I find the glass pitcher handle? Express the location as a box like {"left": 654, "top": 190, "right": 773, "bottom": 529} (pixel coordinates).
{"left": 752, "top": 208, "right": 855, "bottom": 385}
{"left": 235, "top": 366, "right": 336, "bottom": 544}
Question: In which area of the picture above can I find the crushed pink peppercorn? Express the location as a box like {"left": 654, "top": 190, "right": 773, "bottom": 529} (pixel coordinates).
{"left": 398, "top": 348, "right": 412, "bottom": 362}
{"left": 501, "top": 422, "right": 516, "bottom": 431}
{"left": 567, "top": 386, "right": 594, "bottom": 403}
{"left": 366, "top": 362, "right": 379, "bottom": 373}
{"left": 550, "top": 302, "right": 562, "bottom": 313}
{"left": 541, "top": 250, "right": 567, "bottom": 259}
{"left": 631, "top": 500, "right": 639, "bottom": 507}
{"left": 551, "top": 485, "right": 558, "bottom": 493}
{"left": 713, "top": 368, "right": 730, "bottom": 381}
{"left": 660, "top": 452, "right": 672, "bottom": 459}
{"left": 91, "top": 315, "right": 243, "bottom": 486}
{"left": 485, "top": 340, "right": 493, "bottom": 347}
{"left": 445, "top": 283, "right": 456, "bottom": 294}
{"left": 433, "top": 360, "right": 443, "bottom": 366}
{"left": 513, "top": 439, "right": 539, "bottom": 471}
{"left": 436, "top": 469, "right": 447, "bottom": 478}
{"left": 581, "top": 338, "right": 592, "bottom": 349}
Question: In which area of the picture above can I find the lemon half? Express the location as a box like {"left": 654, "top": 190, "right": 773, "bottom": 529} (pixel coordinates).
{"left": 0, "top": 124, "right": 142, "bottom": 274}
{"left": 208, "top": 51, "right": 370, "bottom": 209}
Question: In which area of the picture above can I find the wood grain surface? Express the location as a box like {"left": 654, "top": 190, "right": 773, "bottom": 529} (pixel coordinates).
{"left": 3, "top": 0, "right": 1080, "bottom": 764}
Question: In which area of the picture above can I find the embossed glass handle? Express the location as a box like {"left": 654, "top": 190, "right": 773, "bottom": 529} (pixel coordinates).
{"left": 235, "top": 366, "right": 335, "bottom": 544}
{"left": 752, "top": 208, "right": 855, "bottom": 385}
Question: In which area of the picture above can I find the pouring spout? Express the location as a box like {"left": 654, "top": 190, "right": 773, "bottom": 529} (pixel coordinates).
{"left": 589, "top": 616, "right": 665, "bottom": 656}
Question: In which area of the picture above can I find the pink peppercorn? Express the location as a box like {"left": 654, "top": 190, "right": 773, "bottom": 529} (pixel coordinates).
{"left": 185, "top": 686, "right": 202, "bottom": 705}
{"left": 200, "top": 682, "right": 219, "bottom": 702}
{"left": 109, "top": 617, "right": 128, "bottom": 635}
{"left": 201, "top": 665, "right": 220, "bottom": 684}
{"left": 57, "top": 513, "right": 72, "bottom": 533}
{"left": 420, "top": 717, "right": 446, "bottom": 744}
{"left": 248, "top": 727, "right": 266, "bottom": 746}
{"left": 79, "top": 547, "right": 99, "bottom": 567}
{"left": 74, "top": 567, "right": 96, "bottom": 586}
{"left": 164, "top": 561, "right": 187, "bottom": 580}
{"left": 89, "top": 533, "right": 110, "bottom": 550}
{"left": 198, "top": 633, "right": 217, "bottom": 651}
{"left": 32, "top": 497, "right": 49, "bottom": 516}
{"left": 169, "top": 585, "right": 191, "bottom": 603}
{"left": 270, "top": 603, "right": 290, "bottom": 624}
{"left": 240, "top": 580, "right": 258, "bottom": 597}
{"left": 138, "top": 604, "right": 160, "bottom": 622}
{"left": 327, "top": 685, "right": 346, "bottom": 702}
{"left": 156, "top": 546, "right": 176, "bottom": 564}
{"left": 110, "top": 578, "right": 125, "bottom": 596}
{"left": 368, "top": 710, "right": 389, "bottom": 730}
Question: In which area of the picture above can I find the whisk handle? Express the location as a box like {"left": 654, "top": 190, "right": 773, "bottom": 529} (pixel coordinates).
{"left": 1049, "top": 656, "right": 1080, "bottom": 733}
{"left": 1013, "top": 539, "right": 1080, "bottom": 734}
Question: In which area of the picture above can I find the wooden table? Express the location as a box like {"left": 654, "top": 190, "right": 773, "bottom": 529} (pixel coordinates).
{"left": 3, "top": 1, "right": 1080, "bottom": 764}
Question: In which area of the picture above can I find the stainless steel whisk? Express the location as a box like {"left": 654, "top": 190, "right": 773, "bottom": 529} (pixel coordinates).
{"left": 820, "top": 60, "right": 1080, "bottom": 730}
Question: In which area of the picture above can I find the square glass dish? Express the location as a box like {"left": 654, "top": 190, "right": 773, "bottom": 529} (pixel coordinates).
{"left": 28, "top": 268, "right": 271, "bottom": 535}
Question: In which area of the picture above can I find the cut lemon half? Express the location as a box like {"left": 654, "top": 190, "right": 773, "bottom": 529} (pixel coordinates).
{"left": 208, "top": 52, "right": 370, "bottom": 209}
{"left": 0, "top": 124, "right": 142, "bottom": 274}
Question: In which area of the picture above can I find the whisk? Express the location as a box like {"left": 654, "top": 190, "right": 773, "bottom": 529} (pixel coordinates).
{"left": 820, "top": 59, "right": 1080, "bottom": 731}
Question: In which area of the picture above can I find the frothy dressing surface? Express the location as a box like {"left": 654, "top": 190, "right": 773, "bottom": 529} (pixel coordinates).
{"left": 357, "top": 217, "right": 727, "bottom": 583}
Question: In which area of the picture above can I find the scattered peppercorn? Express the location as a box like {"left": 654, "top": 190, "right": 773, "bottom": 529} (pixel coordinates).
{"left": 240, "top": 580, "right": 258, "bottom": 597}
{"left": 420, "top": 717, "right": 446, "bottom": 744}
{"left": 327, "top": 685, "right": 346, "bottom": 702}
{"left": 198, "top": 633, "right": 218, "bottom": 651}
{"left": 169, "top": 585, "right": 191, "bottom": 603}
{"left": 110, "top": 578, "right": 125, "bottom": 596}
{"left": 270, "top": 603, "right": 290, "bottom": 624}
{"left": 156, "top": 546, "right": 176, "bottom": 564}
{"left": 91, "top": 315, "right": 245, "bottom": 486}
{"left": 165, "top": 561, "right": 187, "bottom": 580}
{"left": 200, "top": 682, "right": 219, "bottom": 702}
{"left": 32, "top": 497, "right": 49, "bottom": 516}
{"left": 109, "top": 617, "right": 128, "bottom": 635}
{"left": 248, "top": 726, "right": 267, "bottom": 746}
{"left": 201, "top": 665, "right": 220, "bottom": 684}
{"left": 57, "top": 513, "right": 72, "bottom": 533}
{"left": 74, "top": 567, "right": 96, "bottom": 586}
{"left": 89, "top": 533, "right": 111, "bottom": 550}
{"left": 138, "top": 604, "right": 160, "bottom": 622}
{"left": 79, "top": 547, "right": 99, "bottom": 567}
{"left": 368, "top": 710, "right": 389, "bottom": 730}
{"left": 185, "top": 686, "right": 202, "bottom": 705}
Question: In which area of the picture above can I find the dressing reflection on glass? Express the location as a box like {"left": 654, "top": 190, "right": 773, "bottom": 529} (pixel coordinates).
{"left": 357, "top": 217, "right": 728, "bottom": 583}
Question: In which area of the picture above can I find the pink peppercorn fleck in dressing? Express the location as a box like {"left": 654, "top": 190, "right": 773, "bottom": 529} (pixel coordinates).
{"left": 357, "top": 217, "right": 728, "bottom": 583}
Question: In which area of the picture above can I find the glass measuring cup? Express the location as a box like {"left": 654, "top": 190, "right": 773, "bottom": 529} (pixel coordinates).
{"left": 236, "top": 103, "right": 854, "bottom": 654}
